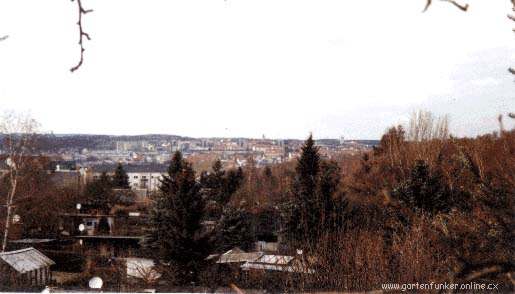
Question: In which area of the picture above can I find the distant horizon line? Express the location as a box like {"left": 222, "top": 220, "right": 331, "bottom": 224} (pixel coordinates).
{"left": 41, "top": 132, "right": 380, "bottom": 142}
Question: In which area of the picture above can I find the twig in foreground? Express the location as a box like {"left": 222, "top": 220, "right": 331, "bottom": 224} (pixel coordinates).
{"left": 70, "top": 0, "right": 93, "bottom": 73}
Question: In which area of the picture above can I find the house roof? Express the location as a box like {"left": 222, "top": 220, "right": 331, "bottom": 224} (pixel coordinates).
{"left": 217, "top": 251, "right": 264, "bottom": 264}
{"left": 74, "top": 235, "right": 143, "bottom": 240}
{"left": 10, "top": 239, "right": 56, "bottom": 244}
{"left": 206, "top": 248, "right": 264, "bottom": 264}
{"left": 205, "top": 254, "right": 220, "bottom": 261}
{"left": 240, "top": 261, "right": 314, "bottom": 273}
{"left": 240, "top": 254, "right": 314, "bottom": 274}
{"left": 254, "top": 254, "right": 294, "bottom": 265}
{"left": 0, "top": 247, "right": 55, "bottom": 273}
{"left": 224, "top": 247, "right": 244, "bottom": 254}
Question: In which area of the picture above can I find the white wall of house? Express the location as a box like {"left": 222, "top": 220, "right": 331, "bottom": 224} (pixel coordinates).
{"left": 127, "top": 172, "right": 163, "bottom": 191}
{"left": 91, "top": 171, "right": 164, "bottom": 192}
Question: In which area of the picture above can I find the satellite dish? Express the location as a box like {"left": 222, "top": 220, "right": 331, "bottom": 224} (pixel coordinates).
{"left": 76, "top": 203, "right": 82, "bottom": 210}
{"left": 5, "top": 157, "right": 14, "bottom": 168}
{"left": 88, "top": 276, "right": 103, "bottom": 289}
{"left": 78, "top": 224, "right": 85, "bottom": 232}
{"left": 12, "top": 214, "right": 21, "bottom": 223}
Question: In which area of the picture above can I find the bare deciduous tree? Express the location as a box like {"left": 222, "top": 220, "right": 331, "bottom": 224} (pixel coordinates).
{"left": 407, "top": 110, "right": 449, "bottom": 142}
{"left": 0, "top": 111, "right": 39, "bottom": 252}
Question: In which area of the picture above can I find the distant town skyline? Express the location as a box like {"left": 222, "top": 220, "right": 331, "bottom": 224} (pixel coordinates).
{"left": 45, "top": 132, "right": 367, "bottom": 141}
{"left": 0, "top": 0, "right": 514, "bottom": 139}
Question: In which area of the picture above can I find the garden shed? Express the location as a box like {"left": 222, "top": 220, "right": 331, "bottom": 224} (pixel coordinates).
{"left": 0, "top": 247, "right": 55, "bottom": 288}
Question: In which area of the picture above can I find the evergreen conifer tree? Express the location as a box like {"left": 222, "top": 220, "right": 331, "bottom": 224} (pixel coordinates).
{"left": 113, "top": 163, "right": 130, "bottom": 189}
{"left": 215, "top": 207, "right": 255, "bottom": 252}
{"left": 392, "top": 160, "right": 451, "bottom": 214}
{"left": 284, "top": 135, "right": 321, "bottom": 245}
{"left": 201, "top": 159, "right": 244, "bottom": 206}
{"left": 208, "top": 159, "right": 225, "bottom": 203}
{"left": 84, "top": 171, "right": 113, "bottom": 213}
{"left": 144, "top": 151, "right": 208, "bottom": 284}
{"left": 318, "top": 160, "right": 348, "bottom": 232}
{"left": 222, "top": 167, "right": 244, "bottom": 205}
{"left": 283, "top": 134, "right": 347, "bottom": 247}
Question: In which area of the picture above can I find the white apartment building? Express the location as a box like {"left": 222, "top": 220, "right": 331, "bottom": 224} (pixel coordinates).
{"left": 127, "top": 172, "right": 163, "bottom": 191}
{"left": 91, "top": 164, "right": 167, "bottom": 193}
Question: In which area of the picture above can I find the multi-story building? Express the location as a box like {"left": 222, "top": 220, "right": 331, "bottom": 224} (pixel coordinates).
{"left": 127, "top": 171, "right": 163, "bottom": 191}
{"left": 91, "top": 164, "right": 167, "bottom": 193}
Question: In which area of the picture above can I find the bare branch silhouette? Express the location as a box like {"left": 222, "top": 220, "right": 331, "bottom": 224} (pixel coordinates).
{"left": 423, "top": 0, "right": 469, "bottom": 12}
{"left": 424, "top": 0, "right": 514, "bottom": 118}
{"left": 70, "top": 0, "right": 93, "bottom": 73}
{"left": 444, "top": 0, "right": 469, "bottom": 11}
{"left": 511, "top": 1, "right": 515, "bottom": 77}
{"left": 423, "top": 0, "right": 432, "bottom": 12}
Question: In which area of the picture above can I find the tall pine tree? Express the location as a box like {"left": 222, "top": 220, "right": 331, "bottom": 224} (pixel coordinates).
{"left": 144, "top": 151, "right": 208, "bottom": 284}
{"left": 285, "top": 135, "right": 320, "bottom": 245}
{"left": 201, "top": 159, "right": 244, "bottom": 206}
{"left": 283, "top": 134, "right": 347, "bottom": 248}
{"left": 112, "top": 163, "right": 130, "bottom": 189}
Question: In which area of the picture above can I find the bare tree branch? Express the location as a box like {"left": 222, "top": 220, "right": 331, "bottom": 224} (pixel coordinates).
{"left": 423, "top": 0, "right": 432, "bottom": 12}
{"left": 70, "top": 0, "right": 93, "bottom": 73}
{"left": 424, "top": 0, "right": 514, "bottom": 92}
{"left": 511, "top": 1, "right": 515, "bottom": 79}
{"left": 423, "top": 0, "right": 469, "bottom": 12}
{"left": 443, "top": 0, "right": 469, "bottom": 11}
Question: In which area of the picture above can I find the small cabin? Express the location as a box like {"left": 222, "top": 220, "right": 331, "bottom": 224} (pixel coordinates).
{"left": 0, "top": 247, "right": 55, "bottom": 289}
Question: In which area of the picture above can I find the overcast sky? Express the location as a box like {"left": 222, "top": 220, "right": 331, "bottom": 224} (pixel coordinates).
{"left": 0, "top": 0, "right": 513, "bottom": 139}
